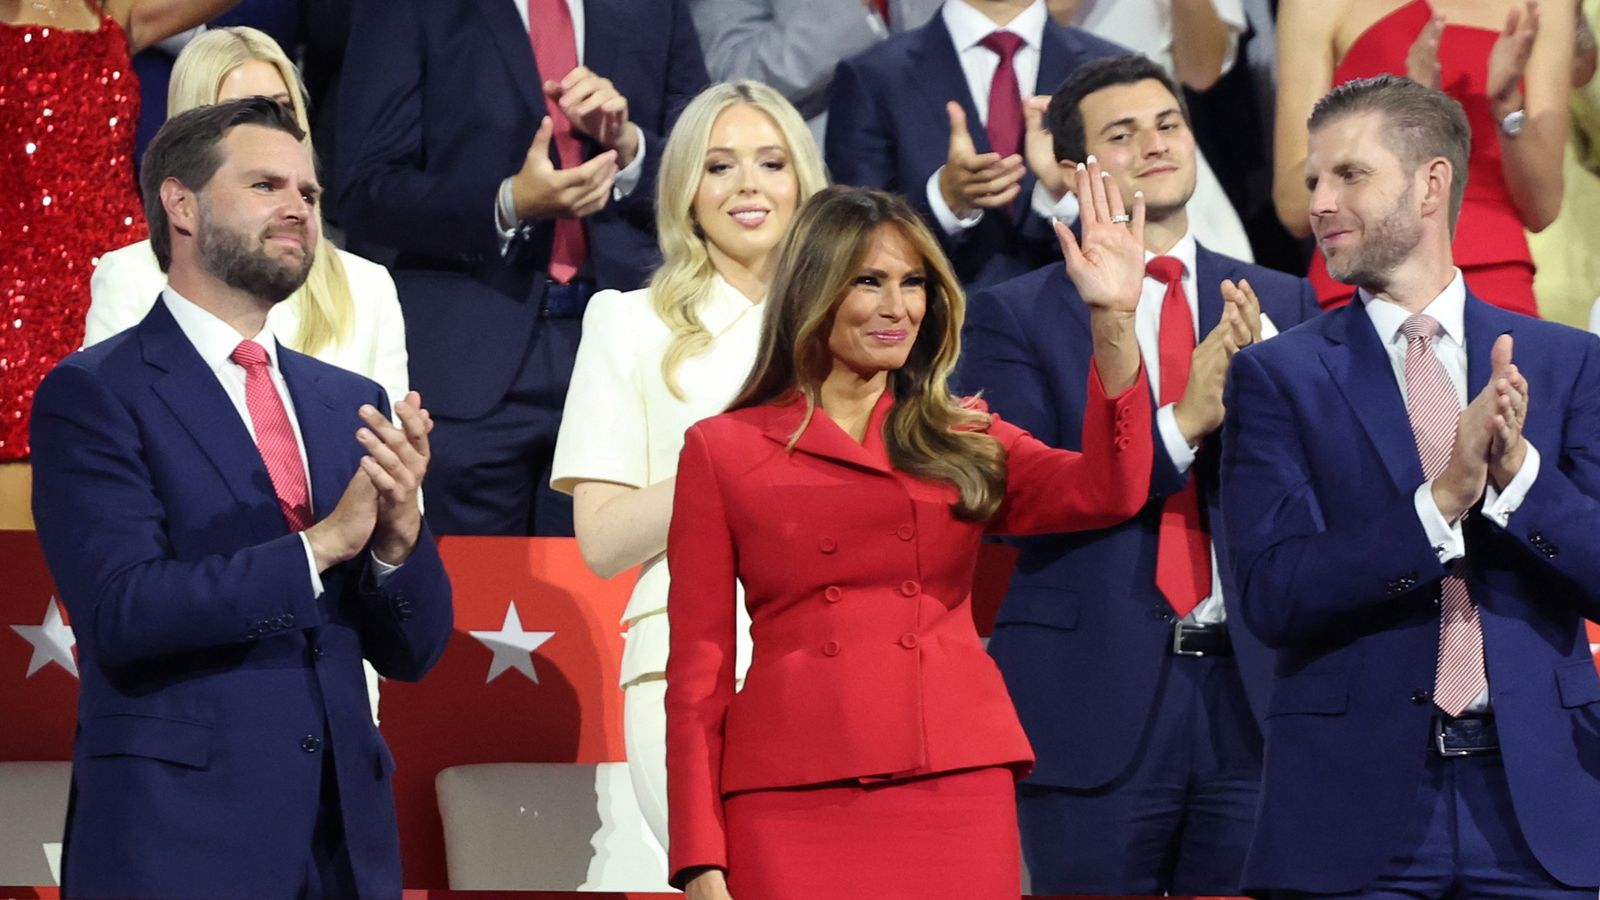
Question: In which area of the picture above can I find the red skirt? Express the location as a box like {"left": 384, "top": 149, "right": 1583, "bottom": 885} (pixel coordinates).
{"left": 724, "top": 766, "right": 1019, "bottom": 900}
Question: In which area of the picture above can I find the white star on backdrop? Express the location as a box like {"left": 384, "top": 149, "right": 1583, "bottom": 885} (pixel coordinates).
{"left": 10, "top": 597, "right": 78, "bottom": 679}
{"left": 468, "top": 602, "right": 555, "bottom": 684}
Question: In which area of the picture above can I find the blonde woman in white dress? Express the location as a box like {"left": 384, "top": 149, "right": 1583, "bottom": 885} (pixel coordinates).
{"left": 84, "top": 26, "right": 407, "bottom": 724}
{"left": 551, "top": 81, "right": 827, "bottom": 848}
{"left": 85, "top": 26, "right": 408, "bottom": 414}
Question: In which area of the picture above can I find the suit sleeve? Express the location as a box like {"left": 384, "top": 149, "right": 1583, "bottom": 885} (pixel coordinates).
{"left": 1219, "top": 348, "right": 1447, "bottom": 649}
{"left": 664, "top": 424, "right": 740, "bottom": 885}
{"left": 608, "top": 0, "right": 710, "bottom": 220}
{"left": 335, "top": 0, "right": 506, "bottom": 259}
{"left": 1489, "top": 334, "right": 1600, "bottom": 621}
{"left": 988, "top": 362, "right": 1153, "bottom": 535}
{"left": 353, "top": 522, "right": 454, "bottom": 682}
{"left": 30, "top": 362, "right": 325, "bottom": 670}
{"left": 691, "top": 0, "right": 882, "bottom": 114}
{"left": 957, "top": 287, "right": 1060, "bottom": 447}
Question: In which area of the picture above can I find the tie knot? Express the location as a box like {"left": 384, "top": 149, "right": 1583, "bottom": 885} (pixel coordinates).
{"left": 1145, "top": 256, "right": 1185, "bottom": 285}
{"left": 980, "top": 31, "right": 1024, "bottom": 60}
{"left": 230, "top": 340, "right": 270, "bottom": 369}
{"left": 1401, "top": 314, "right": 1440, "bottom": 344}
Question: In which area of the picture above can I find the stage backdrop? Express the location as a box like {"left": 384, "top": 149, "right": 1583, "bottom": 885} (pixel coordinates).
{"left": 3, "top": 530, "right": 1595, "bottom": 889}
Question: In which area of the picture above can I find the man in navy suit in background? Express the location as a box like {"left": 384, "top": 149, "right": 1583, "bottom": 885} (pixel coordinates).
{"left": 30, "top": 98, "right": 452, "bottom": 899}
{"left": 336, "top": 0, "right": 708, "bottom": 536}
{"left": 1222, "top": 75, "right": 1600, "bottom": 897}
{"left": 825, "top": 0, "right": 1124, "bottom": 289}
{"left": 957, "top": 53, "right": 1319, "bottom": 896}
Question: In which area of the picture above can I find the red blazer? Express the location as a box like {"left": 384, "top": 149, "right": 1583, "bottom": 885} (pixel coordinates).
{"left": 663, "top": 364, "right": 1152, "bottom": 881}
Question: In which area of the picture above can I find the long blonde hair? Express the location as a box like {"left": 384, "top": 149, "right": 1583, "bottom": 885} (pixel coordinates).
{"left": 170, "top": 26, "right": 353, "bottom": 357}
{"left": 730, "top": 187, "right": 1007, "bottom": 520}
{"left": 649, "top": 81, "right": 827, "bottom": 399}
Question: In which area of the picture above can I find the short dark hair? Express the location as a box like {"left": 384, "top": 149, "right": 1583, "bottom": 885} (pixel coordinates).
{"left": 1046, "top": 54, "right": 1190, "bottom": 164}
{"left": 140, "top": 97, "right": 305, "bottom": 271}
{"left": 1307, "top": 74, "right": 1471, "bottom": 231}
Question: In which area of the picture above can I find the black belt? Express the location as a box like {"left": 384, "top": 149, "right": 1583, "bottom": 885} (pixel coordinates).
{"left": 1433, "top": 713, "right": 1498, "bottom": 757}
{"left": 541, "top": 279, "right": 595, "bottom": 319}
{"left": 1169, "top": 620, "right": 1233, "bottom": 657}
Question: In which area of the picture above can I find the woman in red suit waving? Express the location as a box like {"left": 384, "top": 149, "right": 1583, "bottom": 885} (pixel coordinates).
{"left": 666, "top": 163, "right": 1154, "bottom": 900}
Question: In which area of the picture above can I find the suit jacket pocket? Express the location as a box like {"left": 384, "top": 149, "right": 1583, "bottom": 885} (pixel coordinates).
{"left": 992, "top": 586, "right": 1081, "bottom": 631}
{"left": 1556, "top": 659, "right": 1600, "bottom": 709}
{"left": 1267, "top": 672, "right": 1349, "bottom": 717}
{"left": 77, "top": 713, "right": 212, "bottom": 768}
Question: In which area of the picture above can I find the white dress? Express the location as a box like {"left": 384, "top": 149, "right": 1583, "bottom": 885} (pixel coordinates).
{"left": 86, "top": 240, "right": 410, "bottom": 413}
{"left": 85, "top": 239, "right": 410, "bottom": 726}
{"left": 550, "top": 276, "right": 761, "bottom": 848}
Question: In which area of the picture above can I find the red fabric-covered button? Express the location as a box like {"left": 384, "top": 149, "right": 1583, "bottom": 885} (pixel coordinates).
{"left": 824, "top": 586, "right": 842, "bottom": 603}
{"left": 901, "top": 580, "right": 920, "bottom": 597}
{"left": 822, "top": 640, "right": 841, "bottom": 657}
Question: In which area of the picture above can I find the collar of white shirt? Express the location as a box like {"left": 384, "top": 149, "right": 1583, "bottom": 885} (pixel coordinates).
{"left": 161, "top": 286, "right": 286, "bottom": 378}
{"left": 1359, "top": 269, "right": 1467, "bottom": 350}
{"left": 942, "top": 0, "right": 1047, "bottom": 52}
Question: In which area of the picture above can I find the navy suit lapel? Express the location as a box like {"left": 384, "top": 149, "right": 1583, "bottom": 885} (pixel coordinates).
{"left": 912, "top": 17, "right": 991, "bottom": 154}
{"left": 1463, "top": 292, "right": 1514, "bottom": 401}
{"left": 479, "top": 0, "right": 547, "bottom": 120}
{"left": 580, "top": 0, "right": 621, "bottom": 79}
{"left": 1193, "top": 245, "right": 1227, "bottom": 336}
{"left": 278, "top": 348, "right": 353, "bottom": 523}
{"left": 1320, "top": 302, "right": 1423, "bottom": 492}
{"left": 140, "top": 303, "right": 286, "bottom": 544}
{"left": 1035, "top": 22, "right": 1074, "bottom": 97}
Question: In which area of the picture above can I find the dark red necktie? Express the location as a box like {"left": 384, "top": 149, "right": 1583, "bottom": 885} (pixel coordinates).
{"left": 230, "top": 341, "right": 313, "bottom": 532}
{"left": 872, "top": 0, "right": 889, "bottom": 25}
{"left": 528, "top": 0, "right": 588, "bottom": 284}
{"left": 979, "top": 31, "right": 1024, "bottom": 159}
{"left": 1145, "top": 256, "right": 1211, "bottom": 618}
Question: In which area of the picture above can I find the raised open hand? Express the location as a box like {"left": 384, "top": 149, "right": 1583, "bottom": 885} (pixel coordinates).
{"left": 1488, "top": 1, "right": 1541, "bottom": 112}
{"left": 1406, "top": 13, "right": 1447, "bottom": 90}
{"left": 1053, "top": 155, "right": 1146, "bottom": 316}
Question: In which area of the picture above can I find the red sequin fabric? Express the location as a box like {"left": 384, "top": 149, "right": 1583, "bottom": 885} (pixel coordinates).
{"left": 1, "top": 14, "right": 146, "bottom": 461}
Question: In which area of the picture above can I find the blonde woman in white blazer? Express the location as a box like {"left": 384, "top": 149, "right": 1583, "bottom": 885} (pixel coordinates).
{"left": 85, "top": 26, "right": 408, "bottom": 418}
{"left": 85, "top": 27, "right": 407, "bottom": 725}
{"left": 551, "top": 81, "right": 827, "bottom": 849}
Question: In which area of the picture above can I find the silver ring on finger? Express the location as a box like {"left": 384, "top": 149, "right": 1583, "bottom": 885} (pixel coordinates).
{"left": 1109, "top": 213, "right": 1132, "bottom": 224}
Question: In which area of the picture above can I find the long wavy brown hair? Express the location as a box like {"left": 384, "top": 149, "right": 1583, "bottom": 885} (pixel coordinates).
{"left": 729, "top": 186, "right": 1007, "bottom": 520}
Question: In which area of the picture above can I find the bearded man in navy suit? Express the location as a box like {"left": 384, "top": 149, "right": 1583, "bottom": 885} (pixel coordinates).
{"left": 957, "top": 53, "right": 1319, "bottom": 896}
{"left": 31, "top": 98, "right": 453, "bottom": 900}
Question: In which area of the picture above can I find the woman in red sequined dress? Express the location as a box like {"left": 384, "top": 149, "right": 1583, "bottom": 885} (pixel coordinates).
{"left": 0, "top": 0, "right": 237, "bottom": 524}
{"left": 1273, "top": 0, "right": 1574, "bottom": 315}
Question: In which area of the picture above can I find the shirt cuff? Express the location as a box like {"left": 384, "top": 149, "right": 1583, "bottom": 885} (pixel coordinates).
{"left": 612, "top": 125, "right": 646, "bottom": 200}
{"left": 370, "top": 551, "right": 402, "bottom": 588}
{"left": 299, "top": 533, "right": 326, "bottom": 598}
{"left": 496, "top": 177, "right": 521, "bottom": 256}
{"left": 1156, "top": 403, "right": 1197, "bottom": 474}
{"left": 1031, "top": 180, "right": 1080, "bottom": 223}
{"left": 1481, "top": 443, "right": 1541, "bottom": 528}
{"left": 926, "top": 168, "right": 983, "bottom": 235}
{"left": 1415, "top": 480, "right": 1466, "bottom": 563}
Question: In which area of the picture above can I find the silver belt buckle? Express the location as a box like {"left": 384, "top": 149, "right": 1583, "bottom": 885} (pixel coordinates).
{"left": 1435, "top": 727, "right": 1473, "bottom": 757}
{"left": 1171, "top": 621, "right": 1206, "bottom": 657}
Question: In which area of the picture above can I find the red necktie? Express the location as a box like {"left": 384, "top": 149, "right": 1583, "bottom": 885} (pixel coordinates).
{"left": 872, "top": 0, "right": 889, "bottom": 25}
{"left": 1400, "top": 315, "right": 1487, "bottom": 716}
{"left": 1146, "top": 256, "right": 1211, "bottom": 618}
{"left": 231, "top": 341, "right": 313, "bottom": 532}
{"left": 528, "top": 0, "right": 588, "bottom": 284}
{"left": 979, "top": 31, "right": 1024, "bottom": 159}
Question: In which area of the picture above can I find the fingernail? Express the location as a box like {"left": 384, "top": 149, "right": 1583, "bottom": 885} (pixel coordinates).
{"left": 1077, "top": 162, "right": 1086, "bottom": 171}
{"left": 1086, "top": 154, "right": 1098, "bottom": 165}
{"left": 1134, "top": 191, "right": 1144, "bottom": 198}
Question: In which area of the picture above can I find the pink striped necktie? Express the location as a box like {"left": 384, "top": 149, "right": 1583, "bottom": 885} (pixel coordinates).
{"left": 1401, "top": 314, "right": 1487, "bottom": 716}
{"left": 230, "top": 340, "right": 313, "bottom": 532}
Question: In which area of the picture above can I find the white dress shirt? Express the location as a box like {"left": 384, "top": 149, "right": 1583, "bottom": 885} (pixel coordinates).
{"left": 924, "top": 0, "right": 1081, "bottom": 234}
{"left": 1361, "top": 271, "right": 1542, "bottom": 712}
{"left": 497, "top": 0, "right": 646, "bottom": 245}
{"left": 1140, "top": 231, "right": 1278, "bottom": 624}
{"left": 1072, "top": 0, "right": 1245, "bottom": 82}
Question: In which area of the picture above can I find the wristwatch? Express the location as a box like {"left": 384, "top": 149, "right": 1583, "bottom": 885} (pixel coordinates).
{"left": 1499, "top": 108, "right": 1527, "bottom": 137}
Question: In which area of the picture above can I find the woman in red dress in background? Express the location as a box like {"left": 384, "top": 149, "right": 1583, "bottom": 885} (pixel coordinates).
{"left": 0, "top": 0, "right": 236, "bottom": 524}
{"left": 1273, "top": 0, "right": 1574, "bottom": 315}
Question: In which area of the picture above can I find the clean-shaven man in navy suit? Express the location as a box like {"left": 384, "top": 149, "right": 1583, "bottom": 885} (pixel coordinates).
{"left": 957, "top": 53, "right": 1318, "bottom": 896}
{"left": 1222, "top": 74, "right": 1600, "bottom": 898}
{"left": 30, "top": 98, "right": 453, "bottom": 900}
{"left": 825, "top": 0, "right": 1124, "bottom": 289}
{"left": 337, "top": 0, "right": 708, "bottom": 536}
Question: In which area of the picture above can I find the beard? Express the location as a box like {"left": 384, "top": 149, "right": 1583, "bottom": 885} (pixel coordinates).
{"left": 1322, "top": 184, "right": 1423, "bottom": 292}
{"left": 196, "top": 202, "right": 315, "bottom": 304}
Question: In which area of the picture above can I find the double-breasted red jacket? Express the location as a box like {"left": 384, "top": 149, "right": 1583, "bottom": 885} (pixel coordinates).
{"left": 664, "top": 363, "right": 1152, "bottom": 880}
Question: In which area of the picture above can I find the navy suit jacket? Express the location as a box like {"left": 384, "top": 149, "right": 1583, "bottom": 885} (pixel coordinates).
{"left": 957, "top": 247, "right": 1319, "bottom": 789}
{"left": 1220, "top": 295, "right": 1600, "bottom": 892}
{"left": 335, "top": 0, "right": 708, "bottom": 419}
{"left": 825, "top": 15, "right": 1125, "bottom": 290}
{"left": 30, "top": 302, "right": 453, "bottom": 900}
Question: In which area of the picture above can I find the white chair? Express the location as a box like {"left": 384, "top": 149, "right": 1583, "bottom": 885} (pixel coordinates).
{"left": 0, "top": 761, "right": 70, "bottom": 887}
{"left": 435, "top": 762, "right": 669, "bottom": 891}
